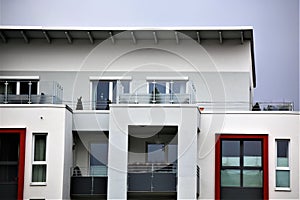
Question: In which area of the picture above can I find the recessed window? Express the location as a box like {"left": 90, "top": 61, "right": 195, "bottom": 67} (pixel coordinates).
{"left": 32, "top": 134, "right": 47, "bottom": 183}
{"left": 0, "top": 80, "right": 38, "bottom": 95}
{"left": 91, "top": 80, "right": 130, "bottom": 110}
{"left": 148, "top": 80, "right": 187, "bottom": 94}
{"left": 276, "top": 139, "right": 290, "bottom": 189}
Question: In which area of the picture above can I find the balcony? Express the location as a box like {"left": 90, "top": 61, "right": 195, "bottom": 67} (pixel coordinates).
{"left": 0, "top": 81, "right": 63, "bottom": 104}
{"left": 70, "top": 167, "right": 107, "bottom": 199}
{"left": 127, "top": 163, "right": 177, "bottom": 199}
{"left": 69, "top": 93, "right": 194, "bottom": 111}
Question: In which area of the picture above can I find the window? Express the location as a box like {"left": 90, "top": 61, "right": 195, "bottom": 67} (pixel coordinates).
{"left": 32, "top": 134, "right": 47, "bottom": 183}
{"left": 89, "top": 143, "right": 108, "bottom": 176}
{"left": 276, "top": 139, "right": 290, "bottom": 189}
{"left": 0, "top": 79, "right": 38, "bottom": 95}
{"left": 221, "top": 140, "right": 263, "bottom": 188}
{"left": 147, "top": 80, "right": 187, "bottom": 104}
{"left": 91, "top": 79, "right": 130, "bottom": 110}
{"left": 215, "top": 134, "right": 269, "bottom": 200}
{"left": 147, "top": 80, "right": 187, "bottom": 94}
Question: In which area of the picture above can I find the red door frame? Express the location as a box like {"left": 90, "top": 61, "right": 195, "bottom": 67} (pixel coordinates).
{"left": 215, "top": 134, "right": 269, "bottom": 200}
{"left": 0, "top": 128, "right": 26, "bottom": 200}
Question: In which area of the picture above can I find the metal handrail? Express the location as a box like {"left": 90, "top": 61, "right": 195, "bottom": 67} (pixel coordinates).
{"left": 128, "top": 163, "right": 177, "bottom": 173}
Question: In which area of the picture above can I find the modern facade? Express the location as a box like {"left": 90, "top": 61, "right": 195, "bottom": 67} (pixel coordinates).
{"left": 0, "top": 26, "right": 299, "bottom": 200}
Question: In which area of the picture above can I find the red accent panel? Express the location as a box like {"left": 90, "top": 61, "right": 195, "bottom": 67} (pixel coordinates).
{"left": 0, "top": 128, "right": 26, "bottom": 200}
{"left": 215, "top": 134, "right": 269, "bottom": 200}
{"left": 215, "top": 134, "right": 221, "bottom": 200}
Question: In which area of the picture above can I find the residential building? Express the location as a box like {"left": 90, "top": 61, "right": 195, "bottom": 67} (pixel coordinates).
{"left": 0, "top": 26, "right": 299, "bottom": 200}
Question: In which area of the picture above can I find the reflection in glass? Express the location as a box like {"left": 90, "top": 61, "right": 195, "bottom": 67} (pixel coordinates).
{"left": 244, "top": 141, "right": 262, "bottom": 167}
{"left": 244, "top": 156, "right": 262, "bottom": 167}
{"left": 90, "top": 143, "right": 108, "bottom": 176}
{"left": 277, "top": 140, "right": 289, "bottom": 167}
{"left": 221, "top": 170, "right": 240, "bottom": 187}
{"left": 243, "top": 170, "right": 263, "bottom": 187}
{"left": 276, "top": 170, "right": 290, "bottom": 187}
{"left": 222, "top": 141, "right": 240, "bottom": 166}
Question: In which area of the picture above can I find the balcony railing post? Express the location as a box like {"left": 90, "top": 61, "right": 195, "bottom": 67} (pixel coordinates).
{"left": 91, "top": 176, "right": 94, "bottom": 195}
{"left": 4, "top": 81, "right": 8, "bottom": 104}
{"left": 28, "top": 81, "right": 32, "bottom": 104}
{"left": 151, "top": 163, "right": 154, "bottom": 192}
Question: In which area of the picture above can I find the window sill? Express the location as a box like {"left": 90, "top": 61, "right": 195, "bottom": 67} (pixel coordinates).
{"left": 30, "top": 182, "right": 47, "bottom": 186}
{"left": 275, "top": 187, "right": 291, "bottom": 192}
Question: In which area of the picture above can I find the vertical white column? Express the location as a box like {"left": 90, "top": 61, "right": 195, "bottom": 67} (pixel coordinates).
{"left": 108, "top": 107, "right": 128, "bottom": 199}
{"left": 177, "top": 109, "right": 198, "bottom": 199}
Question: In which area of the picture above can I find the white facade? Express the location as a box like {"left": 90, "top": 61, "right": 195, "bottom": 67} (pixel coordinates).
{"left": 0, "top": 26, "right": 299, "bottom": 200}
{"left": 0, "top": 105, "right": 72, "bottom": 199}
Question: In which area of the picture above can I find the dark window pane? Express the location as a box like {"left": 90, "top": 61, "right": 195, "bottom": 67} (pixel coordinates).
{"left": 0, "top": 165, "right": 18, "bottom": 182}
{"left": 244, "top": 141, "right": 261, "bottom": 156}
{"left": 244, "top": 141, "right": 262, "bottom": 167}
{"left": 32, "top": 165, "right": 46, "bottom": 182}
{"left": 0, "top": 81, "right": 17, "bottom": 94}
{"left": 149, "top": 81, "right": 166, "bottom": 94}
{"left": 34, "top": 135, "right": 46, "bottom": 161}
{"left": 96, "top": 81, "right": 110, "bottom": 110}
{"left": 277, "top": 140, "right": 289, "bottom": 158}
{"left": 0, "top": 82, "right": 5, "bottom": 94}
{"left": 0, "top": 134, "right": 19, "bottom": 161}
{"left": 222, "top": 141, "right": 240, "bottom": 156}
{"left": 222, "top": 140, "right": 240, "bottom": 166}
{"left": 277, "top": 140, "right": 289, "bottom": 167}
{"left": 20, "top": 81, "right": 38, "bottom": 95}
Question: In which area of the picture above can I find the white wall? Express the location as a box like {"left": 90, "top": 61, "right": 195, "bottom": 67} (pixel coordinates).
{"left": 0, "top": 105, "right": 72, "bottom": 200}
{"left": 108, "top": 104, "right": 199, "bottom": 199}
{"left": 0, "top": 39, "right": 252, "bottom": 73}
{"left": 198, "top": 111, "right": 300, "bottom": 199}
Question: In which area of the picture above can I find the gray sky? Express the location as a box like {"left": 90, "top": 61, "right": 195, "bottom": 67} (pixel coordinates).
{"left": 0, "top": 0, "right": 299, "bottom": 110}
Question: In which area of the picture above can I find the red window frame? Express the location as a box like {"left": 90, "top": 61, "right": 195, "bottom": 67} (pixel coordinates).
{"left": 0, "top": 128, "right": 26, "bottom": 200}
{"left": 215, "top": 134, "right": 268, "bottom": 200}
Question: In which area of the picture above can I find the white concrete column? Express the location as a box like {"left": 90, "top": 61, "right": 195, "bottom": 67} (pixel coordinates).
{"left": 107, "top": 108, "right": 128, "bottom": 200}
{"left": 177, "top": 110, "right": 198, "bottom": 199}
